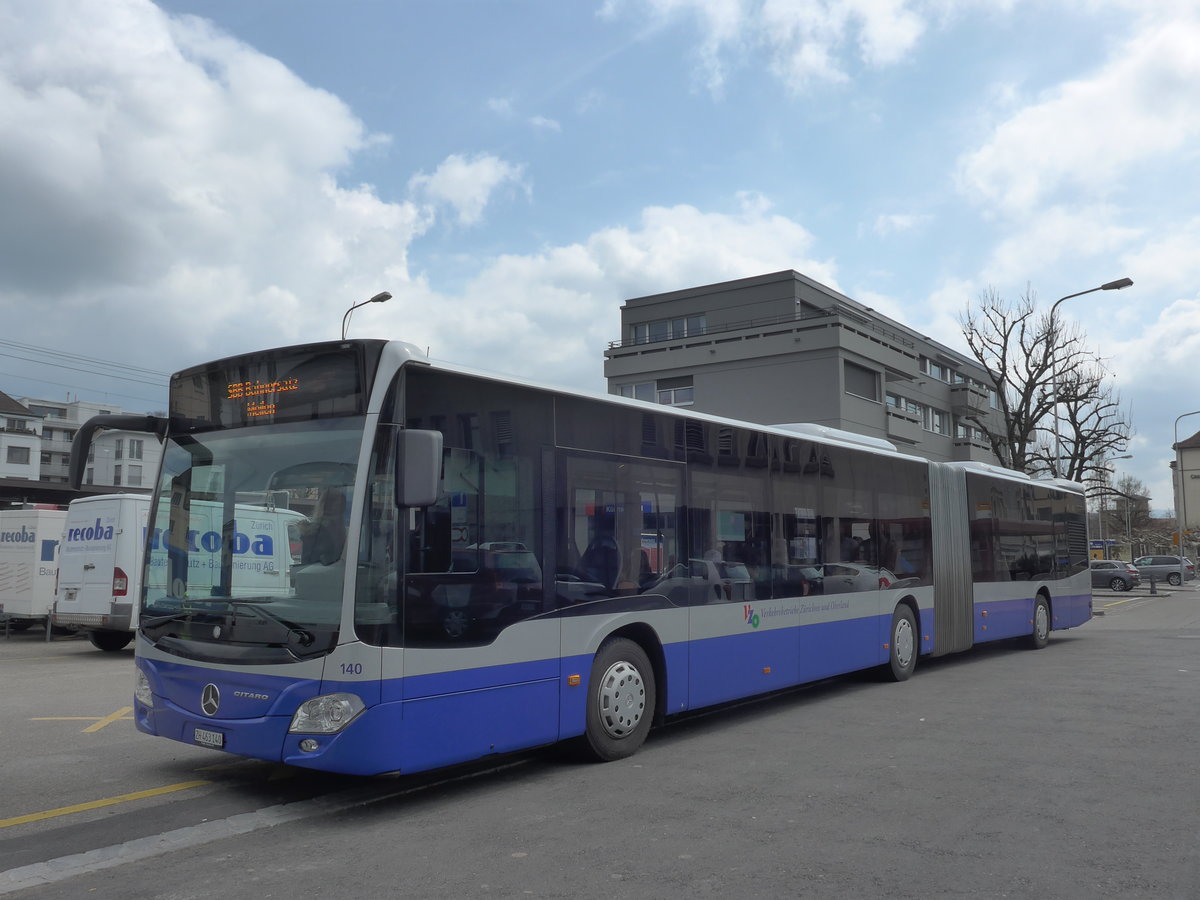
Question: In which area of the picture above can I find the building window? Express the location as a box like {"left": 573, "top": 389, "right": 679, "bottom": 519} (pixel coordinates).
{"left": 844, "top": 362, "right": 880, "bottom": 402}
{"left": 113, "top": 465, "right": 122, "bottom": 486}
{"left": 128, "top": 439, "right": 144, "bottom": 460}
{"left": 41, "top": 452, "right": 52, "bottom": 464}
{"left": 656, "top": 375, "right": 694, "bottom": 407}
{"left": 128, "top": 464, "right": 142, "bottom": 487}
{"left": 631, "top": 315, "right": 706, "bottom": 345}
{"left": 619, "top": 382, "right": 656, "bottom": 402}
{"left": 920, "top": 357, "right": 953, "bottom": 383}
{"left": 923, "top": 407, "right": 949, "bottom": 436}
{"left": 115, "top": 439, "right": 123, "bottom": 459}
{"left": 6, "top": 446, "right": 31, "bottom": 465}
{"left": 86, "top": 467, "right": 94, "bottom": 485}
{"left": 658, "top": 386, "right": 694, "bottom": 406}
{"left": 954, "top": 418, "right": 988, "bottom": 443}
{"left": 886, "top": 394, "right": 921, "bottom": 416}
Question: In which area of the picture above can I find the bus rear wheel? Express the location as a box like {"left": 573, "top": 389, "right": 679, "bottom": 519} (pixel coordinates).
{"left": 582, "top": 638, "right": 655, "bottom": 762}
{"left": 1027, "top": 595, "right": 1050, "bottom": 650}
{"left": 89, "top": 630, "right": 133, "bottom": 652}
{"left": 885, "top": 605, "right": 918, "bottom": 682}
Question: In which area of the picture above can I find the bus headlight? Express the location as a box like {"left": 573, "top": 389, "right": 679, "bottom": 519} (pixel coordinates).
{"left": 289, "top": 693, "right": 365, "bottom": 734}
{"left": 134, "top": 669, "right": 153, "bottom": 707}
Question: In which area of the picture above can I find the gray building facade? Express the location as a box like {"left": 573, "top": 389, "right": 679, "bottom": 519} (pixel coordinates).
{"left": 603, "top": 270, "right": 1003, "bottom": 464}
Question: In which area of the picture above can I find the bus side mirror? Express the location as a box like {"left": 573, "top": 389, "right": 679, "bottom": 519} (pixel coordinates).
{"left": 69, "top": 414, "right": 168, "bottom": 490}
{"left": 396, "top": 429, "right": 443, "bottom": 508}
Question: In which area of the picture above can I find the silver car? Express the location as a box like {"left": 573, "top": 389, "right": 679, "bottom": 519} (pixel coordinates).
{"left": 1089, "top": 559, "right": 1140, "bottom": 592}
{"left": 1131, "top": 555, "right": 1195, "bottom": 586}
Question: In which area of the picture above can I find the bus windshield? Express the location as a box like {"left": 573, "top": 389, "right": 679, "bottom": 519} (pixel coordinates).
{"left": 140, "top": 417, "right": 363, "bottom": 662}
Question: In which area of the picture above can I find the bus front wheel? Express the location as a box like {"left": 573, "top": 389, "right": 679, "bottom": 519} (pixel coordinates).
{"left": 582, "top": 638, "right": 655, "bottom": 762}
{"left": 885, "top": 605, "right": 918, "bottom": 682}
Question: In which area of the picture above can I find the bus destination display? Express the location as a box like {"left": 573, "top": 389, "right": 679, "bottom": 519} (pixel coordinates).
{"left": 226, "top": 377, "right": 301, "bottom": 419}
{"left": 172, "top": 345, "right": 366, "bottom": 429}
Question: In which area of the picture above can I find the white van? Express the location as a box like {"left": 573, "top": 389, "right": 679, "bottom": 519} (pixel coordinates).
{"left": 0, "top": 507, "right": 68, "bottom": 632}
{"left": 53, "top": 494, "right": 304, "bottom": 651}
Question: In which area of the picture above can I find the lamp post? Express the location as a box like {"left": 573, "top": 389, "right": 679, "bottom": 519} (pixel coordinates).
{"left": 1174, "top": 409, "right": 1200, "bottom": 585}
{"left": 341, "top": 291, "right": 392, "bottom": 340}
{"left": 1048, "top": 277, "right": 1133, "bottom": 478}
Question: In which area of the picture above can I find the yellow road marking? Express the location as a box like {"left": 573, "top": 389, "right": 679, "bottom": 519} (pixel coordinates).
{"left": 31, "top": 706, "right": 134, "bottom": 732}
{"left": 0, "top": 780, "right": 210, "bottom": 828}
{"left": 82, "top": 706, "right": 134, "bottom": 733}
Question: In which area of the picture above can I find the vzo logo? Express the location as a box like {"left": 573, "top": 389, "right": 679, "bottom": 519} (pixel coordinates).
{"left": 743, "top": 604, "right": 760, "bottom": 628}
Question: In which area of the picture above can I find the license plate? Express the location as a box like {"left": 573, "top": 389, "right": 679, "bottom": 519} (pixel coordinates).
{"left": 194, "top": 727, "right": 225, "bottom": 749}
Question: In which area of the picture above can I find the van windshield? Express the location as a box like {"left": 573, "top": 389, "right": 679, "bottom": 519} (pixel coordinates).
{"left": 140, "top": 417, "right": 362, "bottom": 662}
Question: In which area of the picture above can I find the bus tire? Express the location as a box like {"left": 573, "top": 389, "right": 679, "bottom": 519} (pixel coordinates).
{"left": 1027, "top": 595, "right": 1050, "bottom": 650}
{"left": 581, "top": 637, "right": 655, "bottom": 762}
{"left": 885, "top": 604, "right": 918, "bottom": 682}
{"left": 89, "top": 630, "right": 134, "bottom": 652}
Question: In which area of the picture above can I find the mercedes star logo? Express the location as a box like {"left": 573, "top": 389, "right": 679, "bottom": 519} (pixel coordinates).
{"left": 201, "top": 683, "right": 221, "bottom": 716}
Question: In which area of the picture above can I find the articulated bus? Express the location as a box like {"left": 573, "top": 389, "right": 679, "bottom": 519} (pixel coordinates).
{"left": 71, "top": 339, "right": 1091, "bottom": 776}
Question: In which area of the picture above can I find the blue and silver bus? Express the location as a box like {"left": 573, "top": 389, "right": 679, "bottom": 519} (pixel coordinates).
{"left": 71, "top": 339, "right": 1091, "bottom": 776}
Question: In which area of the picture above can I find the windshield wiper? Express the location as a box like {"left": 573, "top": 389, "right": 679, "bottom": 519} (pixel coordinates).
{"left": 141, "top": 599, "right": 314, "bottom": 648}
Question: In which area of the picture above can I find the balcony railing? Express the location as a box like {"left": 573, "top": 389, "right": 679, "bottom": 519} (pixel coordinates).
{"left": 608, "top": 307, "right": 915, "bottom": 351}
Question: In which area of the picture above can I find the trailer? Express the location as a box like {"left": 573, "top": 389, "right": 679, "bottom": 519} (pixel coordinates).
{"left": 0, "top": 507, "right": 67, "bottom": 634}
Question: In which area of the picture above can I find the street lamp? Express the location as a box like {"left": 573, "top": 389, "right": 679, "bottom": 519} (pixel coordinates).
{"left": 341, "top": 291, "right": 392, "bottom": 340}
{"left": 1049, "top": 278, "right": 1133, "bottom": 478}
{"left": 1174, "top": 409, "right": 1200, "bottom": 585}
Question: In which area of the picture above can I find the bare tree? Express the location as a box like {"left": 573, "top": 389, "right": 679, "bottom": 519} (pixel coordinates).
{"left": 1089, "top": 473, "right": 1153, "bottom": 555}
{"left": 959, "top": 288, "right": 1131, "bottom": 478}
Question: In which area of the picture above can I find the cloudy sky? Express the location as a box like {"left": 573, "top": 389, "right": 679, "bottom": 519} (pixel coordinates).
{"left": 2, "top": 0, "right": 1198, "bottom": 512}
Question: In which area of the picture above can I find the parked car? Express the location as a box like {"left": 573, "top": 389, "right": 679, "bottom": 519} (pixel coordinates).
{"left": 1089, "top": 559, "right": 1141, "bottom": 592}
{"left": 1131, "top": 555, "right": 1195, "bottom": 586}
{"left": 815, "top": 562, "right": 903, "bottom": 593}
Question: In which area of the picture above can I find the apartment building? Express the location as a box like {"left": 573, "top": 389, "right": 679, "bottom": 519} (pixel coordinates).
{"left": 14, "top": 395, "right": 161, "bottom": 490}
{"left": 0, "top": 391, "right": 43, "bottom": 481}
{"left": 603, "top": 270, "right": 1004, "bottom": 464}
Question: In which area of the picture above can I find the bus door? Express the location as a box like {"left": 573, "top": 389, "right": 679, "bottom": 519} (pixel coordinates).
{"left": 556, "top": 454, "right": 687, "bottom": 718}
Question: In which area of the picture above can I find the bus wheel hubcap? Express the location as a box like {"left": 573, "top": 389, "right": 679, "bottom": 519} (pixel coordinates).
{"left": 597, "top": 661, "right": 645, "bottom": 739}
{"left": 894, "top": 619, "right": 914, "bottom": 668}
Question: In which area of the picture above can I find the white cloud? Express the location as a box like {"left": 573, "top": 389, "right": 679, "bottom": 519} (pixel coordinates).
{"left": 376, "top": 195, "right": 837, "bottom": 390}
{"left": 0, "top": 0, "right": 840, "bottom": 402}
{"left": 486, "top": 96, "right": 515, "bottom": 117}
{"left": 529, "top": 115, "right": 562, "bottom": 132}
{"left": 872, "top": 212, "right": 931, "bottom": 236}
{"left": 605, "top": 0, "right": 941, "bottom": 93}
{"left": 408, "top": 153, "right": 526, "bottom": 226}
{"left": 979, "top": 205, "right": 1142, "bottom": 287}
{"left": 0, "top": 0, "right": 429, "bottom": 371}
{"left": 957, "top": 16, "right": 1200, "bottom": 214}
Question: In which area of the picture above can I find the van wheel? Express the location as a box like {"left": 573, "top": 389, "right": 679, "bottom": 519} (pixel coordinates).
{"left": 581, "top": 638, "right": 655, "bottom": 762}
{"left": 89, "top": 630, "right": 133, "bottom": 652}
